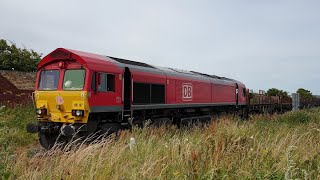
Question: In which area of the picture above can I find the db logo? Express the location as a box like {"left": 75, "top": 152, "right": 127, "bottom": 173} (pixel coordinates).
{"left": 56, "top": 96, "right": 64, "bottom": 105}
{"left": 182, "top": 83, "right": 192, "bottom": 101}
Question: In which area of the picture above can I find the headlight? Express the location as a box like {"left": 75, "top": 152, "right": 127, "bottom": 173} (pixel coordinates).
{"left": 37, "top": 109, "right": 42, "bottom": 114}
{"left": 76, "top": 110, "right": 81, "bottom": 116}
{"left": 36, "top": 108, "right": 47, "bottom": 115}
{"left": 72, "top": 110, "right": 84, "bottom": 117}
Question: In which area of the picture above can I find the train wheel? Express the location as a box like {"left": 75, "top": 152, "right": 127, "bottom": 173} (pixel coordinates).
{"left": 39, "top": 133, "right": 57, "bottom": 150}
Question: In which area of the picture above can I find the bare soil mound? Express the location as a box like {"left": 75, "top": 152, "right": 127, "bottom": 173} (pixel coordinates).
{"left": 0, "top": 71, "right": 34, "bottom": 107}
{"left": 0, "top": 70, "right": 35, "bottom": 90}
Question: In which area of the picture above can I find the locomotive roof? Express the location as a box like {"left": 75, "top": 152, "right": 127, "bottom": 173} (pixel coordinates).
{"left": 106, "top": 56, "right": 241, "bottom": 84}
{"left": 40, "top": 48, "right": 244, "bottom": 85}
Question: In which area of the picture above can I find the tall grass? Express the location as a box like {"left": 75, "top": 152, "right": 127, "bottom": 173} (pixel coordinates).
{"left": 0, "top": 105, "right": 38, "bottom": 179}
{"left": 2, "top": 106, "right": 320, "bottom": 179}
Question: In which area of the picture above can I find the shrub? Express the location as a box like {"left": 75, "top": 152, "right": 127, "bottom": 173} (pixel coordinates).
{"left": 0, "top": 39, "right": 42, "bottom": 72}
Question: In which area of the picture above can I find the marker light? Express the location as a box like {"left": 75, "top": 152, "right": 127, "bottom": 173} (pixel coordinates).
{"left": 58, "top": 62, "right": 65, "bottom": 68}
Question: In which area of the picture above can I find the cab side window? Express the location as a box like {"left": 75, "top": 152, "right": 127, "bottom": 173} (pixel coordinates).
{"left": 98, "top": 73, "right": 115, "bottom": 92}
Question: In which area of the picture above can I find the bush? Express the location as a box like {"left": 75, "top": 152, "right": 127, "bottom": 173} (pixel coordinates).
{"left": 280, "top": 111, "right": 312, "bottom": 125}
{"left": 0, "top": 39, "right": 42, "bottom": 72}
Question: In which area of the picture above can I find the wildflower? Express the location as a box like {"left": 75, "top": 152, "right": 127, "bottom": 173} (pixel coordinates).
{"left": 250, "top": 136, "right": 254, "bottom": 139}
{"left": 129, "top": 137, "right": 136, "bottom": 150}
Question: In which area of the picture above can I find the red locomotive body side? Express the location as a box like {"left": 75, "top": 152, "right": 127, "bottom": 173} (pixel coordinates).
{"left": 166, "top": 76, "right": 176, "bottom": 104}
{"left": 38, "top": 48, "right": 247, "bottom": 111}
{"left": 173, "top": 78, "right": 212, "bottom": 104}
{"left": 212, "top": 83, "right": 236, "bottom": 104}
{"left": 131, "top": 71, "right": 245, "bottom": 106}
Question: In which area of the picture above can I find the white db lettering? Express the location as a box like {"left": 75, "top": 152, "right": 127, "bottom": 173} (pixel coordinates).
{"left": 182, "top": 83, "right": 192, "bottom": 101}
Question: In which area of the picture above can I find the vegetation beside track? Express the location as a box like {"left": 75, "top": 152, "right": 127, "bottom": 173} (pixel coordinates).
{"left": 0, "top": 105, "right": 37, "bottom": 179}
{"left": 1, "top": 105, "right": 320, "bottom": 179}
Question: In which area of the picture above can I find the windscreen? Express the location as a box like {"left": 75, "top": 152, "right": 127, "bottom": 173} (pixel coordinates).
{"left": 38, "top": 70, "right": 60, "bottom": 90}
{"left": 63, "top": 69, "right": 86, "bottom": 90}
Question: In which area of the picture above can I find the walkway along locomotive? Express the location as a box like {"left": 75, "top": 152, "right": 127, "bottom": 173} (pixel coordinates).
{"left": 26, "top": 48, "right": 285, "bottom": 149}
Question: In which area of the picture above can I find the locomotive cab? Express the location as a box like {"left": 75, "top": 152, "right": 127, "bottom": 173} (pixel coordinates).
{"left": 35, "top": 65, "right": 89, "bottom": 124}
{"left": 27, "top": 48, "right": 123, "bottom": 149}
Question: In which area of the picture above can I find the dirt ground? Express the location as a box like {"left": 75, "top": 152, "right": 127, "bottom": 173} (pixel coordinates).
{"left": 0, "top": 71, "right": 35, "bottom": 107}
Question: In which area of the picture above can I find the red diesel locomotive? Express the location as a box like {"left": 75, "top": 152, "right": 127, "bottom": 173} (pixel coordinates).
{"left": 27, "top": 48, "right": 248, "bottom": 149}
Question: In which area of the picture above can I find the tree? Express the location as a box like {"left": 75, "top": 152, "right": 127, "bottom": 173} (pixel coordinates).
{"left": 297, "top": 88, "right": 313, "bottom": 100}
{"left": 0, "top": 39, "right": 42, "bottom": 72}
{"left": 266, "top": 88, "right": 289, "bottom": 97}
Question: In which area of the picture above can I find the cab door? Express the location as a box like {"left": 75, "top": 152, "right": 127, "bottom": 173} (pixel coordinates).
{"left": 88, "top": 70, "right": 122, "bottom": 112}
{"left": 123, "top": 67, "right": 132, "bottom": 111}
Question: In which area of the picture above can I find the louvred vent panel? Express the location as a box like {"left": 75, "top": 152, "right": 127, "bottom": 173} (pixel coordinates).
{"left": 50, "top": 49, "right": 71, "bottom": 59}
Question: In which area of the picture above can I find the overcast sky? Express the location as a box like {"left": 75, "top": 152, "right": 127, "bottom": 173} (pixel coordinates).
{"left": 1, "top": 0, "right": 320, "bottom": 94}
